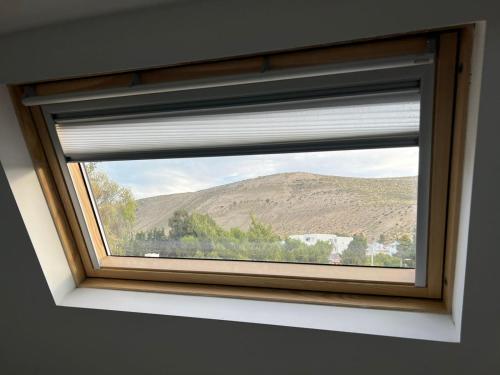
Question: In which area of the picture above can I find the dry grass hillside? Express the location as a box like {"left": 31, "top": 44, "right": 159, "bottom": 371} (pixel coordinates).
{"left": 135, "top": 172, "right": 417, "bottom": 241}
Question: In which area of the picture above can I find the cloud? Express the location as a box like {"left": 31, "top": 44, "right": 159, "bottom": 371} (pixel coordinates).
{"left": 94, "top": 147, "right": 419, "bottom": 199}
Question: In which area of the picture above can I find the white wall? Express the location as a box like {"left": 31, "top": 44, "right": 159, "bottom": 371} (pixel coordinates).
{"left": 0, "top": 0, "right": 499, "bottom": 373}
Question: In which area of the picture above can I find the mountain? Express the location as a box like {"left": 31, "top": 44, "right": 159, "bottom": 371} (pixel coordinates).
{"left": 134, "top": 172, "right": 417, "bottom": 241}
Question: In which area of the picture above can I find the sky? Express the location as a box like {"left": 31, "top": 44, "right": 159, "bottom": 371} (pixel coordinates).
{"left": 91, "top": 147, "right": 419, "bottom": 199}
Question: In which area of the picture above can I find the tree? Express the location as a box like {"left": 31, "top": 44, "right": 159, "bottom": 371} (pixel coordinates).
{"left": 340, "top": 233, "right": 368, "bottom": 265}
{"left": 372, "top": 253, "right": 401, "bottom": 267}
{"left": 378, "top": 233, "right": 388, "bottom": 245}
{"left": 168, "top": 210, "right": 195, "bottom": 239}
{"left": 247, "top": 214, "right": 280, "bottom": 242}
{"left": 190, "top": 212, "right": 225, "bottom": 240}
{"left": 144, "top": 210, "right": 333, "bottom": 264}
{"left": 85, "top": 162, "right": 137, "bottom": 255}
{"left": 396, "top": 234, "right": 416, "bottom": 268}
{"left": 146, "top": 227, "right": 166, "bottom": 241}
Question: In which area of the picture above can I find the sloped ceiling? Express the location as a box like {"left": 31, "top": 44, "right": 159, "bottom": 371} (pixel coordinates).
{"left": 0, "top": 0, "right": 181, "bottom": 35}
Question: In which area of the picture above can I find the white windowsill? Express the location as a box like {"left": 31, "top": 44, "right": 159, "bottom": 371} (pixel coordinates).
{"left": 60, "top": 286, "right": 459, "bottom": 341}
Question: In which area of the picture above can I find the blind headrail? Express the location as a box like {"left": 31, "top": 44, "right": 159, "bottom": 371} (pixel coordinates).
{"left": 22, "top": 54, "right": 433, "bottom": 107}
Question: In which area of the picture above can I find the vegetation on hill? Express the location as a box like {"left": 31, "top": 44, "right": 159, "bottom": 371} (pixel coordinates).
{"left": 126, "top": 210, "right": 332, "bottom": 264}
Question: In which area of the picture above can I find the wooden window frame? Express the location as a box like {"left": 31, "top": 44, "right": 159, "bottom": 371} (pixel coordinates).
{"left": 9, "top": 25, "right": 474, "bottom": 313}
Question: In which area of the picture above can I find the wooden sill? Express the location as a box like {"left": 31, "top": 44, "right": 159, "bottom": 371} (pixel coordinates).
{"left": 100, "top": 255, "right": 415, "bottom": 284}
{"left": 80, "top": 277, "right": 446, "bottom": 313}
{"left": 92, "top": 255, "right": 426, "bottom": 299}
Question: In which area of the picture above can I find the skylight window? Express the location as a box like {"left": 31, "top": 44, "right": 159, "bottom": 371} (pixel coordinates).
{"left": 12, "top": 29, "right": 471, "bottom": 311}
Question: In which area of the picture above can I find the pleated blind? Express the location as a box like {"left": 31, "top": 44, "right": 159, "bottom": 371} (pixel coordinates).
{"left": 55, "top": 90, "right": 420, "bottom": 161}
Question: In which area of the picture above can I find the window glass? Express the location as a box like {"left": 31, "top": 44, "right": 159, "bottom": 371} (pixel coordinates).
{"left": 83, "top": 146, "right": 418, "bottom": 268}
